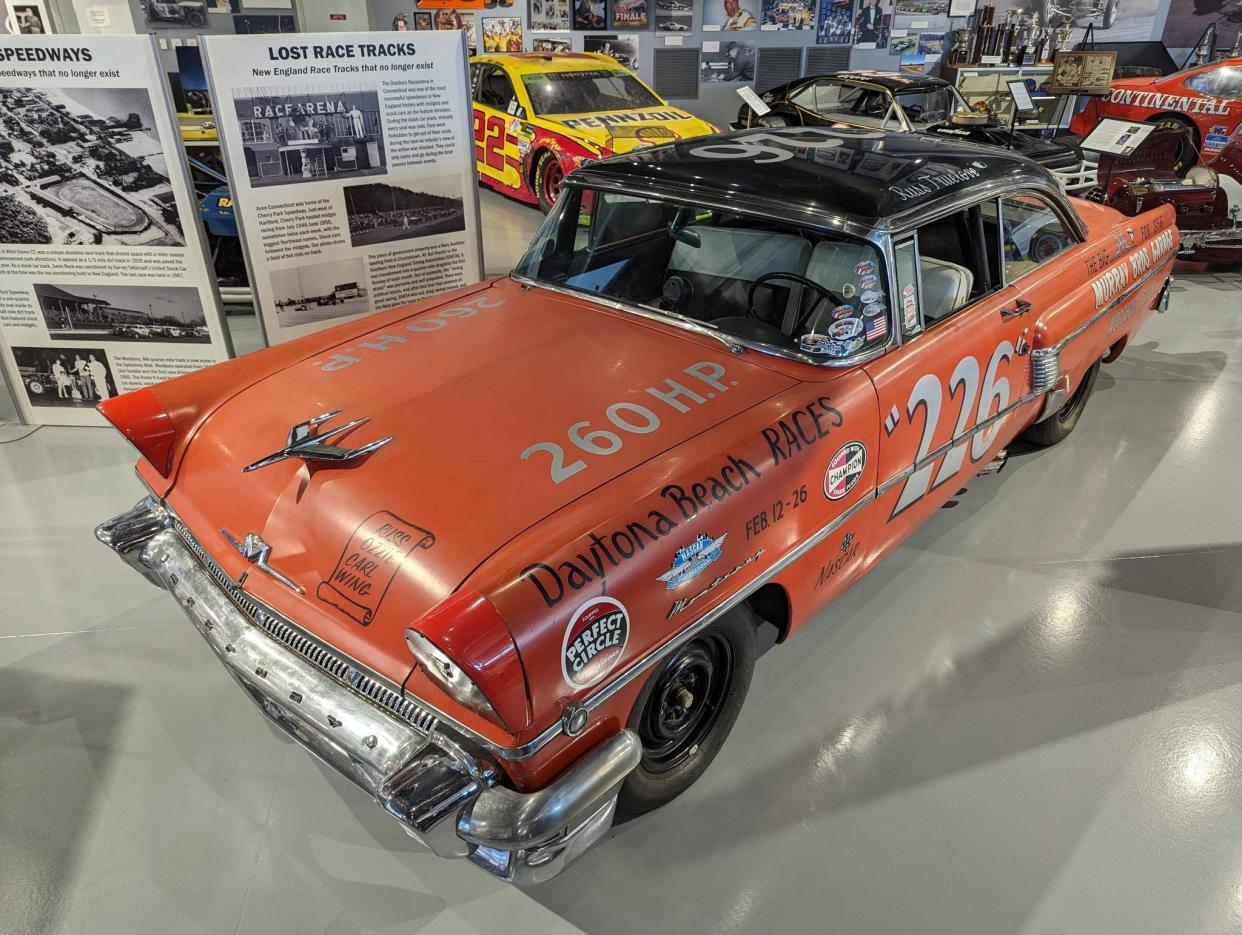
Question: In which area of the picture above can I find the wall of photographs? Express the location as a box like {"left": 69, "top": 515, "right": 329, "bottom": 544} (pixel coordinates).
{"left": 9, "top": 0, "right": 1189, "bottom": 156}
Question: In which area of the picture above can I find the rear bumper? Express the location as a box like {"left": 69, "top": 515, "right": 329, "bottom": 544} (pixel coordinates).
{"left": 96, "top": 498, "right": 640, "bottom": 885}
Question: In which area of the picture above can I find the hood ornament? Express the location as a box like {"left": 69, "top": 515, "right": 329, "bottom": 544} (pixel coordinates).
{"left": 242, "top": 410, "right": 393, "bottom": 473}
{"left": 221, "top": 530, "right": 304, "bottom": 594}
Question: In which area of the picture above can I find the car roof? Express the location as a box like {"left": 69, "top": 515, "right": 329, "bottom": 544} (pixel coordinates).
{"left": 570, "top": 127, "right": 1059, "bottom": 230}
{"left": 472, "top": 52, "right": 624, "bottom": 74}
{"left": 815, "top": 70, "right": 952, "bottom": 92}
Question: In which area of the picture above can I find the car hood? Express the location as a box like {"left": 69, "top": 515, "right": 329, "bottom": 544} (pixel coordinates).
{"left": 922, "top": 124, "right": 1078, "bottom": 166}
{"left": 541, "top": 106, "right": 714, "bottom": 153}
{"left": 167, "top": 277, "right": 792, "bottom": 685}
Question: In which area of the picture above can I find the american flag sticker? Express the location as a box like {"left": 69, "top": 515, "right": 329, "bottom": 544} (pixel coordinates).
{"left": 865, "top": 314, "right": 888, "bottom": 342}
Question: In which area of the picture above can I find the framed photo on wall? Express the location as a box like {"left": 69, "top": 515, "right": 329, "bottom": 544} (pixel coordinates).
{"left": 8, "top": 0, "right": 55, "bottom": 32}
{"left": 413, "top": 10, "right": 434, "bottom": 28}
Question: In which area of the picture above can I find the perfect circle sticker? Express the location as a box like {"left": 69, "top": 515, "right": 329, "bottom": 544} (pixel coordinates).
{"left": 561, "top": 596, "right": 630, "bottom": 689}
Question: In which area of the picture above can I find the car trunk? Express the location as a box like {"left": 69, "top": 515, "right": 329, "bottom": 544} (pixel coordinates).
{"left": 165, "top": 278, "right": 794, "bottom": 686}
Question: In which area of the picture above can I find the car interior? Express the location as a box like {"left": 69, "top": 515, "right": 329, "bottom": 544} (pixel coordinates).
{"left": 521, "top": 191, "right": 890, "bottom": 354}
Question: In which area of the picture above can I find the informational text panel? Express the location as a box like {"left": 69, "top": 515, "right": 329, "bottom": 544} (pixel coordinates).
{"left": 203, "top": 31, "right": 482, "bottom": 345}
{"left": 0, "top": 35, "right": 231, "bottom": 427}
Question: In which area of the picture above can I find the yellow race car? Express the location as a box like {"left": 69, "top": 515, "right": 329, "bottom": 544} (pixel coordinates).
{"left": 469, "top": 52, "right": 716, "bottom": 211}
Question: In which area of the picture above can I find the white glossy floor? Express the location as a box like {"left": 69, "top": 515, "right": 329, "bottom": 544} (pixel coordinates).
{"left": 2, "top": 195, "right": 1241, "bottom": 933}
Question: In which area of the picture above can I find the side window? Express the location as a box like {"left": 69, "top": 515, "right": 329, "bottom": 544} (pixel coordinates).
{"left": 999, "top": 194, "right": 1075, "bottom": 283}
{"left": 477, "top": 65, "right": 520, "bottom": 114}
{"left": 469, "top": 62, "right": 482, "bottom": 98}
{"left": 1186, "top": 65, "right": 1242, "bottom": 100}
{"left": 893, "top": 238, "right": 921, "bottom": 337}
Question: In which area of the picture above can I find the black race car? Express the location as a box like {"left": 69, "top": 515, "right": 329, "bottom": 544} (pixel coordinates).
{"left": 735, "top": 71, "right": 1095, "bottom": 192}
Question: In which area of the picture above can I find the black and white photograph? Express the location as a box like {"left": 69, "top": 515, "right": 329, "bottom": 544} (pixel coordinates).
{"left": 10, "top": 0, "right": 53, "bottom": 32}
{"left": 533, "top": 36, "right": 573, "bottom": 50}
{"left": 0, "top": 86, "right": 184, "bottom": 247}
{"left": 270, "top": 256, "right": 370, "bottom": 328}
{"left": 35, "top": 283, "right": 210, "bottom": 343}
{"left": 12, "top": 345, "right": 118, "bottom": 407}
{"left": 584, "top": 34, "right": 639, "bottom": 69}
{"left": 232, "top": 13, "right": 297, "bottom": 32}
{"left": 655, "top": 0, "right": 693, "bottom": 30}
{"left": 530, "top": 0, "right": 572, "bottom": 31}
{"left": 343, "top": 178, "right": 465, "bottom": 247}
{"left": 232, "top": 88, "right": 387, "bottom": 188}
{"left": 142, "top": 0, "right": 208, "bottom": 29}
{"left": 701, "top": 41, "right": 756, "bottom": 81}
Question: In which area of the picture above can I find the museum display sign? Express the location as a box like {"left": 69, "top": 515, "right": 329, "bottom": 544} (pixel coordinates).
{"left": 0, "top": 34, "right": 232, "bottom": 427}
{"left": 202, "top": 30, "right": 483, "bottom": 344}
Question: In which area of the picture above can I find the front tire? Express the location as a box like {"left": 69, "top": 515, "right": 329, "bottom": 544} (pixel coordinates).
{"left": 617, "top": 606, "right": 757, "bottom": 818}
{"left": 1101, "top": 0, "right": 1118, "bottom": 27}
{"left": 534, "top": 150, "right": 565, "bottom": 214}
{"left": 1023, "top": 361, "right": 1100, "bottom": 447}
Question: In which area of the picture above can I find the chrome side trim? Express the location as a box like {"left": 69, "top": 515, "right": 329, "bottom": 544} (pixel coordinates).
{"left": 574, "top": 492, "right": 878, "bottom": 721}
{"left": 1043, "top": 257, "right": 1174, "bottom": 354}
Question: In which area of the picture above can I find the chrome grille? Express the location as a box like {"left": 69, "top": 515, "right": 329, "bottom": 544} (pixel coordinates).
{"left": 170, "top": 518, "right": 440, "bottom": 736}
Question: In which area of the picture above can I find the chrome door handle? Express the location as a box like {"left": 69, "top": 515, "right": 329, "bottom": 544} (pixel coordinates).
{"left": 1000, "top": 299, "right": 1033, "bottom": 320}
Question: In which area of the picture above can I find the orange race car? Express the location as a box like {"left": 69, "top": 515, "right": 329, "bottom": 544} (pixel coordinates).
{"left": 469, "top": 51, "right": 715, "bottom": 211}
{"left": 96, "top": 128, "right": 1177, "bottom": 885}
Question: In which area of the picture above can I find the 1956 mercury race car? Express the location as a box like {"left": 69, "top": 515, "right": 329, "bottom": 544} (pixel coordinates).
{"left": 96, "top": 128, "right": 1178, "bottom": 885}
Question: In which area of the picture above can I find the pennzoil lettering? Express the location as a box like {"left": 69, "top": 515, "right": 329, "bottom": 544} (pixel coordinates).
{"left": 762, "top": 396, "right": 844, "bottom": 466}
{"left": 667, "top": 548, "right": 766, "bottom": 619}
{"left": 522, "top": 510, "right": 679, "bottom": 608}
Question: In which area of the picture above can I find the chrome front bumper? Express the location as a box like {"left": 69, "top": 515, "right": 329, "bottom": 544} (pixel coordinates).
{"left": 96, "top": 498, "right": 641, "bottom": 885}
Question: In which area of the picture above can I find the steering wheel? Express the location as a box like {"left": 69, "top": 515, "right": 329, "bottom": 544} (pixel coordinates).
{"left": 905, "top": 104, "right": 924, "bottom": 121}
{"left": 746, "top": 272, "right": 842, "bottom": 334}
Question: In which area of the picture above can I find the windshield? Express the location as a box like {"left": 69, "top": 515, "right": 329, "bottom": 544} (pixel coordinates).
{"left": 515, "top": 187, "right": 892, "bottom": 361}
{"left": 520, "top": 70, "right": 663, "bottom": 115}
{"left": 895, "top": 86, "right": 972, "bottom": 125}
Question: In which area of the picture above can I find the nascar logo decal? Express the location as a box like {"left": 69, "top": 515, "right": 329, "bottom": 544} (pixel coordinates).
{"left": 561, "top": 596, "right": 629, "bottom": 689}
{"left": 657, "top": 533, "right": 726, "bottom": 589}
{"left": 824, "top": 441, "right": 866, "bottom": 501}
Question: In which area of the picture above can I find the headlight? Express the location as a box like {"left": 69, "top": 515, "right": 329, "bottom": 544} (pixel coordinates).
{"left": 405, "top": 628, "right": 501, "bottom": 723}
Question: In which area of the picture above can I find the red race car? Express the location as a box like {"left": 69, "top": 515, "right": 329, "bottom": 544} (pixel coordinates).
{"left": 1072, "top": 57, "right": 1242, "bottom": 172}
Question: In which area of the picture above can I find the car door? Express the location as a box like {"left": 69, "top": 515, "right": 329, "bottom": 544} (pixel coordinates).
{"left": 863, "top": 195, "right": 1046, "bottom": 554}
{"left": 471, "top": 63, "right": 524, "bottom": 191}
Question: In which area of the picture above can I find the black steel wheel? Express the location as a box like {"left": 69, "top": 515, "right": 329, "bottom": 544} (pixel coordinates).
{"left": 1023, "top": 361, "right": 1100, "bottom": 447}
{"left": 535, "top": 150, "right": 564, "bottom": 214}
{"left": 617, "top": 606, "right": 756, "bottom": 817}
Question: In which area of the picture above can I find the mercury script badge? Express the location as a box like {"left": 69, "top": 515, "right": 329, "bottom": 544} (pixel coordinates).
{"left": 242, "top": 410, "right": 393, "bottom": 473}
{"left": 220, "top": 530, "right": 303, "bottom": 594}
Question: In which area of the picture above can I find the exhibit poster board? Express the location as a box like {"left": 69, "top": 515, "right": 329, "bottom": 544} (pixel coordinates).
{"left": 1080, "top": 117, "right": 1157, "bottom": 157}
{"left": 1049, "top": 51, "right": 1117, "bottom": 96}
{"left": 202, "top": 31, "right": 483, "bottom": 345}
{"left": 0, "top": 35, "right": 232, "bottom": 427}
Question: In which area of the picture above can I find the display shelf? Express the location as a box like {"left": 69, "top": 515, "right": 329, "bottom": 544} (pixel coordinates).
{"left": 939, "top": 63, "right": 1073, "bottom": 131}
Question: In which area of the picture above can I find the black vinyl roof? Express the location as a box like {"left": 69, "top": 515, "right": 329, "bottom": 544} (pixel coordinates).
{"left": 571, "top": 127, "right": 1058, "bottom": 227}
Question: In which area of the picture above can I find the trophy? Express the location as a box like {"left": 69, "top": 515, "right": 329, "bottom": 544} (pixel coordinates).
{"left": 1008, "top": 13, "right": 1034, "bottom": 64}
{"left": 951, "top": 27, "right": 973, "bottom": 66}
{"left": 1050, "top": 23, "right": 1073, "bottom": 57}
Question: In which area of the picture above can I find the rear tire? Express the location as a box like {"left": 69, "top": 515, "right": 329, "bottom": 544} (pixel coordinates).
{"left": 1023, "top": 361, "right": 1100, "bottom": 447}
{"left": 616, "top": 606, "right": 757, "bottom": 818}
